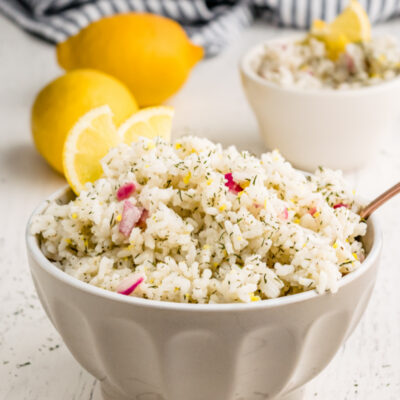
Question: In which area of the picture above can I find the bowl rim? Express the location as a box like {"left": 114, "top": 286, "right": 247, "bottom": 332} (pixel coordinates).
{"left": 239, "top": 33, "right": 400, "bottom": 97}
{"left": 26, "top": 185, "right": 382, "bottom": 312}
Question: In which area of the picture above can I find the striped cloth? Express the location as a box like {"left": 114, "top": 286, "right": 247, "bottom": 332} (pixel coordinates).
{"left": 1, "top": 0, "right": 399, "bottom": 56}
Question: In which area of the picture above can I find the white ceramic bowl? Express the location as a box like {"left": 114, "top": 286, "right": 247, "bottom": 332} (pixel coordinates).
{"left": 26, "top": 186, "right": 382, "bottom": 400}
{"left": 240, "top": 36, "right": 400, "bottom": 171}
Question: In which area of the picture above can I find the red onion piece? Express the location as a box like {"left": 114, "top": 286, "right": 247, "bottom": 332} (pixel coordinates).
{"left": 117, "top": 277, "right": 144, "bottom": 296}
{"left": 345, "top": 53, "right": 355, "bottom": 74}
{"left": 137, "top": 208, "right": 149, "bottom": 228}
{"left": 224, "top": 173, "right": 243, "bottom": 194}
{"left": 225, "top": 172, "right": 234, "bottom": 183}
{"left": 309, "top": 207, "right": 317, "bottom": 216}
{"left": 280, "top": 207, "right": 288, "bottom": 220}
{"left": 119, "top": 201, "right": 142, "bottom": 237}
{"left": 333, "top": 203, "right": 349, "bottom": 209}
{"left": 117, "top": 182, "right": 136, "bottom": 201}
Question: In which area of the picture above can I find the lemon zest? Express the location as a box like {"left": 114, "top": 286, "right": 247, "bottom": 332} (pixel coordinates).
{"left": 183, "top": 171, "right": 191, "bottom": 184}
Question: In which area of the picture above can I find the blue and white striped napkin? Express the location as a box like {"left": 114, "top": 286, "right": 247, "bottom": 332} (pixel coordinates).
{"left": 1, "top": 0, "right": 399, "bottom": 56}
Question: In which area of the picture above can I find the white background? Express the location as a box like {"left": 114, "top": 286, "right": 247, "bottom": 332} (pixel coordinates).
{"left": 0, "top": 14, "right": 399, "bottom": 400}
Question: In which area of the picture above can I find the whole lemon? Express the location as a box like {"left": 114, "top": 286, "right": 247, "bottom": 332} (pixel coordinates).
{"left": 57, "top": 13, "right": 204, "bottom": 107}
{"left": 31, "top": 69, "right": 138, "bottom": 174}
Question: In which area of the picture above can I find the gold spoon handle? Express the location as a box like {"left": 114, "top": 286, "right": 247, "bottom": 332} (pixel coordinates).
{"left": 360, "top": 182, "right": 400, "bottom": 220}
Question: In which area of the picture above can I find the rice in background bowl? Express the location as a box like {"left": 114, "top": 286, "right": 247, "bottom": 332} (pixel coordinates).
{"left": 256, "top": 35, "right": 400, "bottom": 90}
{"left": 31, "top": 137, "right": 367, "bottom": 304}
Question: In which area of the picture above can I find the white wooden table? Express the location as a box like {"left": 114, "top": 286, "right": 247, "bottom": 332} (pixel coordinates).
{"left": 0, "top": 15, "right": 399, "bottom": 400}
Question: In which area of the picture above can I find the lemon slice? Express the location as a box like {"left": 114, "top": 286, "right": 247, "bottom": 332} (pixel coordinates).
{"left": 63, "top": 105, "right": 120, "bottom": 194}
{"left": 117, "top": 106, "right": 174, "bottom": 144}
{"left": 330, "top": 0, "right": 371, "bottom": 43}
{"left": 311, "top": 0, "right": 371, "bottom": 59}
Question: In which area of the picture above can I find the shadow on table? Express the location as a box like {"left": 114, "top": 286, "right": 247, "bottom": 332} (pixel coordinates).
{"left": 0, "top": 142, "right": 65, "bottom": 186}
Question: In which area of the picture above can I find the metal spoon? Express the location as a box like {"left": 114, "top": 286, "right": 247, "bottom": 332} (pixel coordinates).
{"left": 359, "top": 182, "right": 400, "bottom": 220}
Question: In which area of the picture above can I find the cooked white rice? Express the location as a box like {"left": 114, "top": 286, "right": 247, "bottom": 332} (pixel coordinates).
{"left": 257, "top": 35, "right": 400, "bottom": 90}
{"left": 31, "top": 137, "right": 367, "bottom": 303}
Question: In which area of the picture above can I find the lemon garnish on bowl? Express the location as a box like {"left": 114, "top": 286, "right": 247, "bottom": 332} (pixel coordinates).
{"left": 63, "top": 105, "right": 119, "bottom": 195}
{"left": 330, "top": 0, "right": 371, "bottom": 42}
{"left": 118, "top": 106, "right": 174, "bottom": 145}
{"left": 311, "top": 0, "right": 371, "bottom": 59}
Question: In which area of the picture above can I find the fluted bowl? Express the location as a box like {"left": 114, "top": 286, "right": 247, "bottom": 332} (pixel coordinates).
{"left": 26, "top": 186, "right": 382, "bottom": 400}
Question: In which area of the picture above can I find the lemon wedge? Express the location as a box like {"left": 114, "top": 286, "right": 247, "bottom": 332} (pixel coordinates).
{"left": 118, "top": 106, "right": 174, "bottom": 145}
{"left": 63, "top": 105, "right": 174, "bottom": 195}
{"left": 330, "top": 0, "right": 371, "bottom": 42}
{"left": 63, "top": 105, "right": 119, "bottom": 195}
{"left": 311, "top": 0, "right": 371, "bottom": 59}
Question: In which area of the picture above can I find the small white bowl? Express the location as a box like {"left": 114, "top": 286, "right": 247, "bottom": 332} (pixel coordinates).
{"left": 26, "top": 186, "right": 382, "bottom": 400}
{"left": 240, "top": 36, "right": 400, "bottom": 171}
